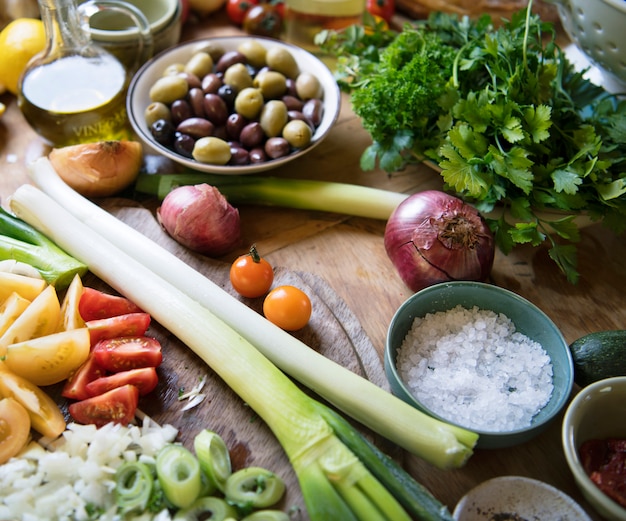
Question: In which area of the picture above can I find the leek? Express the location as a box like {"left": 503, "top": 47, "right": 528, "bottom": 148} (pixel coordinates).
{"left": 11, "top": 183, "right": 424, "bottom": 521}
{"left": 0, "top": 206, "right": 87, "bottom": 289}
{"left": 134, "top": 172, "right": 408, "bottom": 220}
{"left": 27, "top": 157, "right": 478, "bottom": 469}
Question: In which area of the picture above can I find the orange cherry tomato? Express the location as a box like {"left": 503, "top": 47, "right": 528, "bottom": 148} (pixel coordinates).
{"left": 230, "top": 245, "right": 274, "bottom": 298}
{"left": 263, "top": 285, "right": 311, "bottom": 331}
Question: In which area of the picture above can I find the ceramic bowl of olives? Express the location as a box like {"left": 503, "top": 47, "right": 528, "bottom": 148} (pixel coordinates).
{"left": 127, "top": 36, "right": 341, "bottom": 174}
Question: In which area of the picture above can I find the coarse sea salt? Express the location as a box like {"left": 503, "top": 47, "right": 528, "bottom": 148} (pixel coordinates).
{"left": 396, "top": 305, "right": 554, "bottom": 432}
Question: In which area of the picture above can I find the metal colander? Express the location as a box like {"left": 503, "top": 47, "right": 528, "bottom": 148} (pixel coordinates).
{"left": 548, "top": 0, "right": 626, "bottom": 86}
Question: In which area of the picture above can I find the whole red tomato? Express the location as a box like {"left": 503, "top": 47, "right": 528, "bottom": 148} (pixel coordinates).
{"left": 242, "top": 3, "right": 283, "bottom": 38}
{"left": 366, "top": 0, "right": 395, "bottom": 24}
{"left": 226, "top": 0, "right": 260, "bottom": 25}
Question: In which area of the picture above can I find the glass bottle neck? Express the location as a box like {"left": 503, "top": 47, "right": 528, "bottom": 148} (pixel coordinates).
{"left": 38, "top": 0, "right": 93, "bottom": 55}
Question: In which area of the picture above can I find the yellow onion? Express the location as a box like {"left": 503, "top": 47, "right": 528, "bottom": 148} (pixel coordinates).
{"left": 48, "top": 140, "right": 143, "bottom": 198}
{"left": 384, "top": 190, "right": 495, "bottom": 292}
{"left": 156, "top": 184, "right": 241, "bottom": 257}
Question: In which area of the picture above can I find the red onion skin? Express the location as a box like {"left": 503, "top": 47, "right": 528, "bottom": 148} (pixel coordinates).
{"left": 157, "top": 184, "right": 241, "bottom": 257}
{"left": 384, "top": 190, "right": 495, "bottom": 292}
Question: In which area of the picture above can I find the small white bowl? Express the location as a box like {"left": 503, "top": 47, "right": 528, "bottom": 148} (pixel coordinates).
{"left": 562, "top": 376, "right": 626, "bottom": 521}
{"left": 453, "top": 476, "right": 592, "bottom": 521}
{"left": 127, "top": 36, "right": 341, "bottom": 175}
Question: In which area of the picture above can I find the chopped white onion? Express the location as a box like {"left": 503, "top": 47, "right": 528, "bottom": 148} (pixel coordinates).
{"left": 0, "top": 417, "right": 178, "bottom": 521}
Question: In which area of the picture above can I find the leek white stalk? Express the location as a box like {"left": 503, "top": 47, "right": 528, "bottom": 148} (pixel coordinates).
{"left": 10, "top": 184, "right": 415, "bottom": 521}
{"left": 27, "top": 157, "right": 478, "bottom": 468}
{"left": 134, "top": 172, "right": 409, "bottom": 220}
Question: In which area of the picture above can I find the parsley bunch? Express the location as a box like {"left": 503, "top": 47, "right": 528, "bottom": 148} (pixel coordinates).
{"left": 319, "top": 7, "right": 626, "bottom": 283}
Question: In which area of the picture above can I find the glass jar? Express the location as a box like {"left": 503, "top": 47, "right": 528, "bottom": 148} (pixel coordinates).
{"left": 284, "top": 0, "right": 365, "bottom": 55}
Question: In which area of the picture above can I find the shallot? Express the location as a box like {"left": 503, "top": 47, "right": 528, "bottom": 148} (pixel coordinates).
{"left": 157, "top": 183, "right": 241, "bottom": 257}
{"left": 384, "top": 190, "right": 494, "bottom": 292}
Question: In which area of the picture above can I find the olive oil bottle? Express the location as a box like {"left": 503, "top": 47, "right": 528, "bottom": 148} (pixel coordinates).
{"left": 19, "top": 53, "right": 130, "bottom": 146}
{"left": 18, "top": 0, "right": 149, "bottom": 146}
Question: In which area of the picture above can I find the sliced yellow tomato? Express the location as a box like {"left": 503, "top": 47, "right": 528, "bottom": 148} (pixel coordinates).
{"left": 0, "top": 284, "right": 61, "bottom": 355}
{"left": 0, "top": 364, "right": 66, "bottom": 438}
{"left": 59, "top": 274, "right": 85, "bottom": 331}
{"left": 5, "top": 328, "right": 90, "bottom": 386}
{"left": 0, "top": 272, "right": 47, "bottom": 302}
{"left": 0, "top": 397, "right": 31, "bottom": 464}
{"left": 0, "top": 292, "right": 31, "bottom": 337}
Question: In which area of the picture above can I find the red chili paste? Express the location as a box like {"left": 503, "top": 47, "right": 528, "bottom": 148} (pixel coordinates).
{"left": 579, "top": 438, "right": 626, "bottom": 508}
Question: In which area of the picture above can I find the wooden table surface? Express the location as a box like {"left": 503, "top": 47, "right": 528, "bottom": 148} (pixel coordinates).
{"left": 1, "top": 11, "right": 625, "bottom": 520}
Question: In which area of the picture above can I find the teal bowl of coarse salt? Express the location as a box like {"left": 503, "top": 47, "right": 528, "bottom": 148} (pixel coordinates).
{"left": 384, "top": 281, "right": 575, "bottom": 449}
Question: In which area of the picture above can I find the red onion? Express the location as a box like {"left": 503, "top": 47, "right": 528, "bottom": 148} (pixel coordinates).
{"left": 384, "top": 190, "right": 495, "bottom": 292}
{"left": 157, "top": 184, "right": 241, "bottom": 257}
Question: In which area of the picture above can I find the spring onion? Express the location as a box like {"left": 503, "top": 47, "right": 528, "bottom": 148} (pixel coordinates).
{"left": 114, "top": 461, "right": 155, "bottom": 515}
{"left": 224, "top": 467, "right": 286, "bottom": 513}
{"left": 240, "top": 511, "right": 290, "bottom": 521}
{"left": 173, "top": 496, "right": 237, "bottom": 521}
{"left": 0, "top": 206, "right": 87, "bottom": 289}
{"left": 10, "top": 184, "right": 421, "bottom": 521}
{"left": 156, "top": 444, "right": 203, "bottom": 509}
{"left": 26, "top": 157, "right": 479, "bottom": 470}
{"left": 134, "top": 172, "right": 408, "bottom": 221}
{"left": 194, "top": 429, "right": 232, "bottom": 494}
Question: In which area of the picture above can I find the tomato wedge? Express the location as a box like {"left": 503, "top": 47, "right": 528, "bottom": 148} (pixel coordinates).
{"left": 0, "top": 272, "right": 47, "bottom": 302}
{"left": 62, "top": 354, "right": 107, "bottom": 401}
{"left": 0, "top": 397, "right": 31, "bottom": 464}
{"left": 79, "top": 287, "right": 143, "bottom": 321}
{"left": 0, "top": 292, "right": 31, "bottom": 337}
{"left": 92, "top": 336, "right": 162, "bottom": 372}
{"left": 5, "top": 328, "right": 90, "bottom": 386}
{"left": 59, "top": 274, "right": 85, "bottom": 331}
{"left": 86, "top": 312, "right": 151, "bottom": 346}
{"left": 86, "top": 367, "right": 159, "bottom": 397}
{"left": 68, "top": 384, "right": 139, "bottom": 427}
{"left": 0, "top": 364, "right": 66, "bottom": 438}
{"left": 0, "top": 284, "right": 61, "bottom": 355}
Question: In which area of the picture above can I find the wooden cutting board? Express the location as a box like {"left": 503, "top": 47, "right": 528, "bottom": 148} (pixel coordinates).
{"left": 46, "top": 199, "right": 393, "bottom": 519}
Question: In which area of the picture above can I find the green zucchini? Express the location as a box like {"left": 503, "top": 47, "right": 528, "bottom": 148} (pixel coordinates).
{"left": 569, "top": 330, "right": 626, "bottom": 387}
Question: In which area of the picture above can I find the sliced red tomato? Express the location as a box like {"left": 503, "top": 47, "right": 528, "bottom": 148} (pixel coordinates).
{"left": 68, "top": 384, "right": 139, "bottom": 427}
{"left": 62, "top": 354, "right": 107, "bottom": 401}
{"left": 86, "top": 312, "right": 151, "bottom": 346}
{"left": 92, "top": 336, "right": 162, "bottom": 372}
{"left": 86, "top": 367, "right": 158, "bottom": 397}
{"left": 79, "top": 287, "right": 143, "bottom": 321}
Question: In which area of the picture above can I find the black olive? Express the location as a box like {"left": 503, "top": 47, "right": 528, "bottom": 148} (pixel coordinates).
{"left": 150, "top": 119, "right": 175, "bottom": 147}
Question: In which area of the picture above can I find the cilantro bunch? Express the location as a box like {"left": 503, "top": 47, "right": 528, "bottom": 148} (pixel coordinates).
{"left": 319, "top": 8, "right": 626, "bottom": 283}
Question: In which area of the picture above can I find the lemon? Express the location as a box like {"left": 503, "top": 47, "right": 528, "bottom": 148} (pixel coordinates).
{"left": 0, "top": 18, "right": 46, "bottom": 96}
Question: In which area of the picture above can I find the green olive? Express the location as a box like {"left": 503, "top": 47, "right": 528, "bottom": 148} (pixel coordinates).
{"left": 223, "top": 62, "right": 253, "bottom": 92}
{"left": 185, "top": 51, "right": 214, "bottom": 79}
{"left": 295, "top": 72, "right": 323, "bottom": 101}
{"left": 234, "top": 87, "right": 264, "bottom": 120}
{"left": 282, "top": 119, "right": 312, "bottom": 148}
{"left": 192, "top": 137, "right": 232, "bottom": 165}
{"left": 265, "top": 46, "right": 299, "bottom": 79}
{"left": 162, "top": 63, "right": 185, "bottom": 76}
{"left": 191, "top": 41, "right": 226, "bottom": 62}
{"left": 237, "top": 39, "right": 267, "bottom": 68}
{"left": 253, "top": 70, "right": 287, "bottom": 100}
{"left": 260, "top": 100, "right": 288, "bottom": 138}
{"left": 144, "top": 101, "right": 171, "bottom": 127}
{"left": 149, "top": 75, "right": 189, "bottom": 104}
